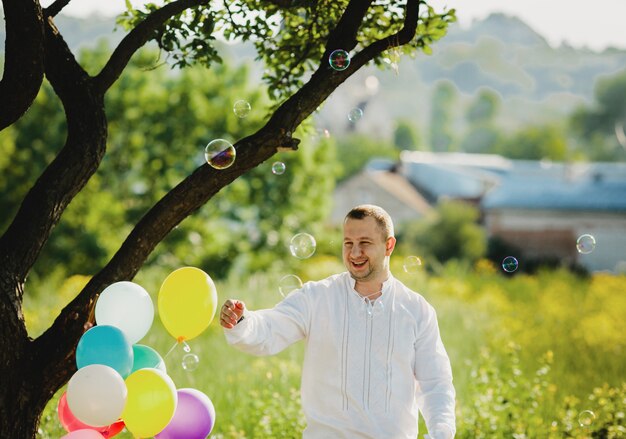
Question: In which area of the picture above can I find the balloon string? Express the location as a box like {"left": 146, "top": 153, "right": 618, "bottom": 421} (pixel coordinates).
{"left": 163, "top": 340, "right": 179, "bottom": 359}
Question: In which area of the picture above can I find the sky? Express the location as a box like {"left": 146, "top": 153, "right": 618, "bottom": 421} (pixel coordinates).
{"left": 39, "top": 0, "right": 626, "bottom": 51}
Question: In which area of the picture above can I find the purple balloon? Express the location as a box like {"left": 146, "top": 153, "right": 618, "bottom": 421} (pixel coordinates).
{"left": 155, "top": 388, "right": 216, "bottom": 439}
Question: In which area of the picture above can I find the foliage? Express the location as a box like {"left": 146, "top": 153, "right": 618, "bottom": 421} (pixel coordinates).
{"left": 3, "top": 0, "right": 460, "bottom": 435}
{"left": 393, "top": 118, "right": 421, "bottom": 151}
{"left": 569, "top": 68, "right": 626, "bottom": 161}
{"left": 31, "top": 265, "right": 626, "bottom": 437}
{"left": 117, "top": 0, "right": 456, "bottom": 100}
{"left": 458, "top": 345, "right": 559, "bottom": 438}
{"left": 431, "top": 267, "right": 626, "bottom": 400}
{"left": 0, "top": 45, "right": 339, "bottom": 281}
{"left": 458, "top": 345, "right": 626, "bottom": 439}
{"left": 498, "top": 123, "right": 568, "bottom": 161}
{"left": 460, "top": 88, "right": 503, "bottom": 154}
{"left": 429, "top": 80, "right": 458, "bottom": 152}
{"left": 334, "top": 134, "right": 399, "bottom": 182}
{"left": 397, "top": 200, "right": 487, "bottom": 265}
{"left": 466, "top": 88, "right": 500, "bottom": 124}
{"left": 0, "top": 81, "right": 66, "bottom": 232}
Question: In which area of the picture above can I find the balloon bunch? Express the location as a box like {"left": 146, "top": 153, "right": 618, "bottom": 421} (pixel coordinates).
{"left": 59, "top": 267, "right": 218, "bottom": 439}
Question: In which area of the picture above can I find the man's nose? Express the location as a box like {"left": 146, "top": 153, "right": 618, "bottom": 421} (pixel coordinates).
{"left": 350, "top": 245, "right": 362, "bottom": 257}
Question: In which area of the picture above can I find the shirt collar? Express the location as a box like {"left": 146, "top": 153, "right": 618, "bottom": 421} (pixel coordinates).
{"left": 347, "top": 272, "right": 395, "bottom": 297}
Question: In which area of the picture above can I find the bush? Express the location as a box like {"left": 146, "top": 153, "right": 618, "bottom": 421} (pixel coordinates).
{"left": 398, "top": 200, "right": 487, "bottom": 266}
{"left": 457, "top": 344, "right": 626, "bottom": 438}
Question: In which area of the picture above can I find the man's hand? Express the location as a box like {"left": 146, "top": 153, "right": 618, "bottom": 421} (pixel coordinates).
{"left": 220, "top": 299, "right": 245, "bottom": 329}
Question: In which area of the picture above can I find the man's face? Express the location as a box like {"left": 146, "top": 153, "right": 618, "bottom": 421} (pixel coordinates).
{"left": 343, "top": 217, "right": 395, "bottom": 283}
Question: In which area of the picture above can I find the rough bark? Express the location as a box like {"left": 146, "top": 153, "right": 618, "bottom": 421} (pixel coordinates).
{"left": 0, "top": 0, "right": 45, "bottom": 131}
{"left": 0, "top": 0, "right": 422, "bottom": 437}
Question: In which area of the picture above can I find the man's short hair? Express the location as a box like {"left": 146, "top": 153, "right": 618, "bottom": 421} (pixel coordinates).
{"left": 345, "top": 204, "right": 394, "bottom": 239}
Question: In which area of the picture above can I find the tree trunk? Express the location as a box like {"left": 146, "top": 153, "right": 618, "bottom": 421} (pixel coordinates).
{"left": 0, "top": 0, "right": 427, "bottom": 436}
{"left": 0, "top": 275, "right": 52, "bottom": 438}
{"left": 0, "top": 0, "right": 45, "bottom": 131}
{"left": 0, "top": 340, "right": 65, "bottom": 439}
{"left": 0, "top": 32, "right": 109, "bottom": 435}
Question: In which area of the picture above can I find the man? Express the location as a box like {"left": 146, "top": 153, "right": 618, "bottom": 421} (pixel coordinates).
{"left": 221, "top": 204, "right": 456, "bottom": 438}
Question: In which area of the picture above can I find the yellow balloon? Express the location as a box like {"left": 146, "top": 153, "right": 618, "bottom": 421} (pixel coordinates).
{"left": 158, "top": 267, "right": 218, "bottom": 341}
{"left": 122, "top": 368, "right": 177, "bottom": 438}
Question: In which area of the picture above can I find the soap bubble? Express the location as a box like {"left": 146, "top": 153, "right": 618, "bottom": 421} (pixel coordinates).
{"left": 502, "top": 256, "right": 519, "bottom": 273}
{"left": 205, "top": 139, "right": 236, "bottom": 169}
{"left": 329, "top": 49, "right": 350, "bottom": 71}
{"left": 272, "top": 161, "right": 286, "bottom": 175}
{"left": 289, "top": 233, "right": 316, "bottom": 259}
{"left": 181, "top": 353, "right": 199, "bottom": 371}
{"left": 576, "top": 234, "right": 596, "bottom": 254}
{"left": 347, "top": 108, "right": 363, "bottom": 123}
{"left": 233, "top": 100, "right": 251, "bottom": 118}
{"left": 578, "top": 410, "right": 596, "bottom": 427}
{"left": 278, "top": 274, "right": 303, "bottom": 297}
{"left": 182, "top": 341, "right": 191, "bottom": 353}
{"left": 403, "top": 256, "right": 422, "bottom": 273}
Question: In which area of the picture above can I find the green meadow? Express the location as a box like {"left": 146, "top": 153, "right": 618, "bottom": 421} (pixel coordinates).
{"left": 29, "top": 257, "right": 625, "bottom": 438}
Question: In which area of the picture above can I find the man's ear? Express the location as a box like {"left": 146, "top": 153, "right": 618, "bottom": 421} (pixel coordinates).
{"left": 385, "top": 236, "right": 396, "bottom": 256}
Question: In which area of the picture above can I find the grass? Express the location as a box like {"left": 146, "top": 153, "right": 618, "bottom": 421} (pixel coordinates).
{"left": 27, "top": 257, "right": 626, "bottom": 438}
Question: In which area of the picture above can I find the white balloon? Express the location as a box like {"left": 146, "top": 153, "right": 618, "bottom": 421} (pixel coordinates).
{"left": 67, "top": 364, "right": 127, "bottom": 427}
{"left": 95, "top": 281, "right": 154, "bottom": 344}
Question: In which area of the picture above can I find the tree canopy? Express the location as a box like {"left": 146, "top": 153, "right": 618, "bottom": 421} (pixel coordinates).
{"left": 569, "top": 68, "right": 626, "bottom": 161}
{"left": 0, "top": 0, "right": 455, "bottom": 436}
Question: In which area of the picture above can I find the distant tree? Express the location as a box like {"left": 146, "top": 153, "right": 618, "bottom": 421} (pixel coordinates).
{"left": 466, "top": 87, "right": 500, "bottom": 124}
{"left": 429, "top": 79, "right": 457, "bottom": 151}
{"left": 1, "top": 46, "right": 338, "bottom": 280}
{"left": 0, "top": 0, "right": 455, "bottom": 435}
{"left": 398, "top": 200, "right": 486, "bottom": 264}
{"left": 460, "top": 126, "right": 502, "bottom": 154}
{"left": 335, "top": 134, "right": 398, "bottom": 182}
{"left": 569, "top": 69, "right": 626, "bottom": 161}
{"left": 498, "top": 123, "right": 568, "bottom": 161}
{"left": 393, "top": 118, "right": 421, "bottom": 150}
{"left": 460, "top": 88, "right": 503, "bottom": 154}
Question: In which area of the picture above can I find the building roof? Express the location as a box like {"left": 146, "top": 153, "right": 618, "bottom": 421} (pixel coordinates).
{"left": 369, "top": 170, "right": 433, "bottom": 214}
{"left": 482, "top": 176, "right": 626, "bottom": 211}
{"left": 399, "top": 151, "right": 626, "bottom": 212}
{"left": 330, "top": 169, "right": 432, "bottom": 224}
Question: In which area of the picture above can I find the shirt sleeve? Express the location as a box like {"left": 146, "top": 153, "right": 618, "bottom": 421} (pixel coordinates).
{"left": 413, "top": 302, "right": 456, "bottom": 438}
{"left": 223, "top": 288, "right": 310, "bottom": 356}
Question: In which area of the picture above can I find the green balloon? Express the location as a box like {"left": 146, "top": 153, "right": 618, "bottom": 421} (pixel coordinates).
{"left": 131, "top": 344, "right": 167, "bottom": 374}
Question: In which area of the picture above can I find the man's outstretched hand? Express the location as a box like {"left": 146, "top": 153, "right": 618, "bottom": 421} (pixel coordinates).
{"left": 220, "top": 299, "right": 245, "bottom": 329}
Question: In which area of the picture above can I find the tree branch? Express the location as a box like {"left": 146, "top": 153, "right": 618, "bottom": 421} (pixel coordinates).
{"left": 94, "top": 0, "right": 210, "bottom": 93}
{"left": 32, "top": 127, "right": 285, "bottom": 364}
{"left": 0, "top": 18, "right": 106, "bottom": 288}
{"left": 352, "top": 0, "right": 420, "bottom": 62}
{"left": 267, "top": 0, "right": 419, "bottom": 131}
{"left": 31, "top": 0, "right": 422, "bottom": 387}
{"left": 44, "top": 0, "right": 71, "bottom": 18}
{"left": 0, "top": 0, "right": 45, "bottom": 131}
{"left": 324, "top": 0, "right": 374, "bottom": 53}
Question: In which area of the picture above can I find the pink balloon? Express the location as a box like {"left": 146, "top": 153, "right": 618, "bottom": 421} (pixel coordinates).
{"left": 155, "top": 388, "right": 216, "bottom": 439}
{"left": 58, "top": 392, "right": 125, "bottom": 438}
{"left": 61, "top": 430, "right": 106, "bottom": 439}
